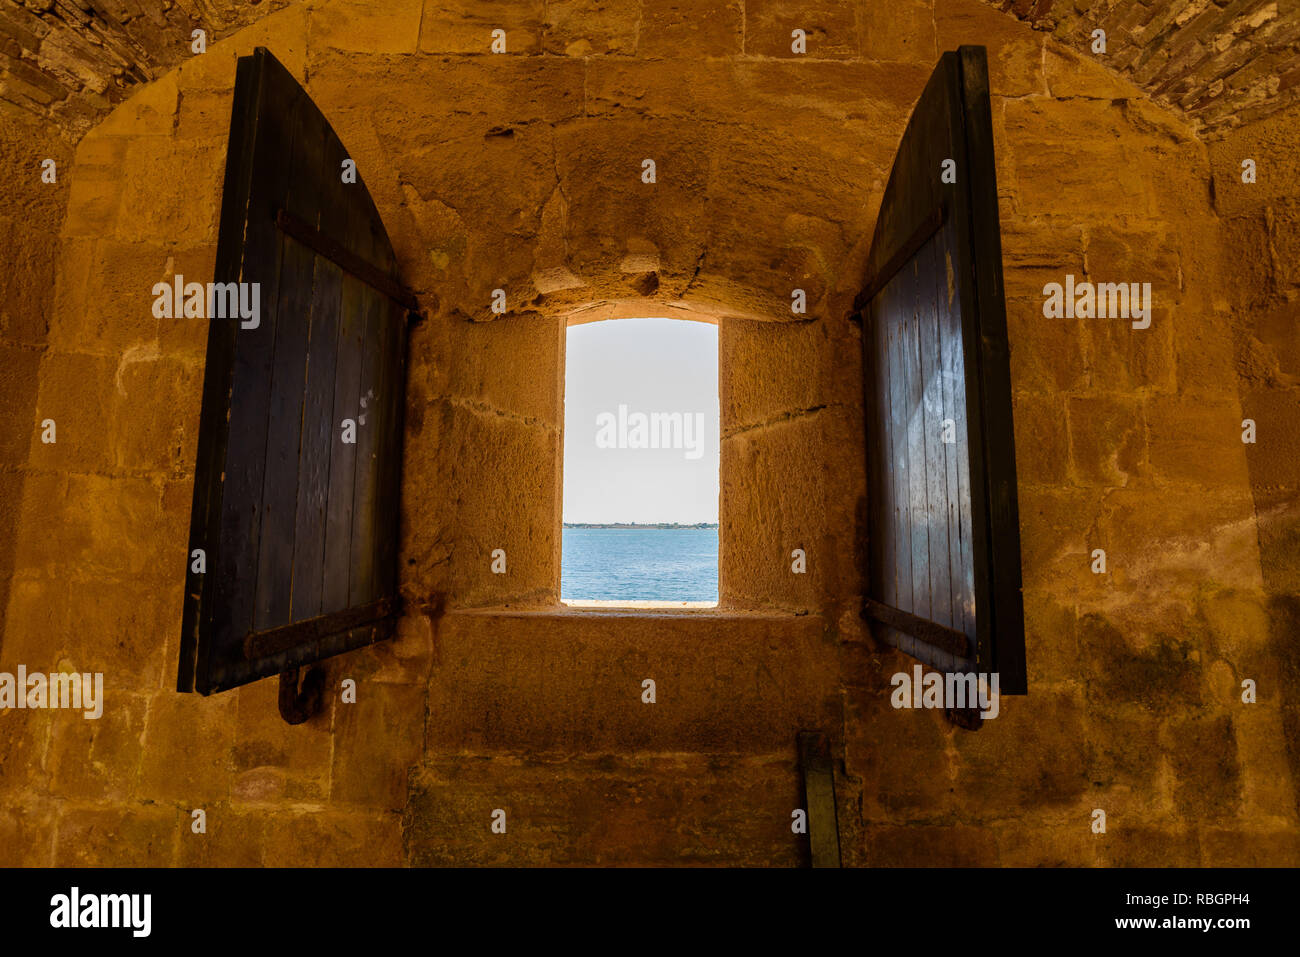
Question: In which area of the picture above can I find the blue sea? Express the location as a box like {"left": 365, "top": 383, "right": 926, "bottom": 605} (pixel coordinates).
{"left": 561, "top": 527, "right": 719, "bottom": 602}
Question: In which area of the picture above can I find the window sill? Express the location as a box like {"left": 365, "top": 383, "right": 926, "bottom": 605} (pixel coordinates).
{"left": 445, "top": 604, "right": 808, "bottom": 620}
{"left": 563, "top": 599, "right": 716, "bottom": 610}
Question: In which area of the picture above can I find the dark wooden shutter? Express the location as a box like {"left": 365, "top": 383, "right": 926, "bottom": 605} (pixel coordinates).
{"left": 857, "top": 46, "right": 1026, "bottom": 695}
{"left": 178, "top": 48, "right": 416, "bottom": 696}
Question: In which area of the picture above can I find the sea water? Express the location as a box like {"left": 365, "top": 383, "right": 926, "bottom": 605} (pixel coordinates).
{"left": 561, "top": 527, "right": 719, "bottom": 602}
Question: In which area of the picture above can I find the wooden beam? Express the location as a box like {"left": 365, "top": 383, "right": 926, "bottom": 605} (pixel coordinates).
{"left": 863, "top": 596, "right": 971, "bottom": 658}
{"left": 798, "top": 731, "right": 841, "bottom": 868}
{"left": 852, "top": 202, "right": 948, "bottom": 317}
{"left": 276, "top": 207, "right": 420, "bottom": 311}
{"left": 243, "top": 597, "right": 395, "bottom": 659}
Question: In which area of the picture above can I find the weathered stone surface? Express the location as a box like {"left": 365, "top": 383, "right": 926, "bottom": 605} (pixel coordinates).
{"left": 232, "top": 677, "right": 333, "bottom": 803}
{"left": 951, "top": 690, "right": 1091, "bottom": 811}
{"left": 175, "top": 806, "right": 268, "bottom": 867}
{"left": 1067, "top": 394, "right": 1147, "bottom": 487}
{"left": 405, "top": 751, "right": 804, "bottom": 866}
{"left": 934, "top": 0, "right": 1046, "bottom": 97}
{"left": 1168, "top": 714, "right": 1243, "bottom": 820}
{"left": 425, "top": 609, "right": 840, "bottom": 753}
{"left": 865, "top": 823, "right": 998, "bottom": 866}
{"left": 745, "top": 0, "right": 858, "bottom": 60}
{"left": 543, "top": 0, "right": 640, "bottom": 56}
{"left": 1012, "top": 392, "right": 1070, "bottom": 486}
{"left": 330, "top": 682, "right": 426, "bottom": 810}
{"left": 1096, "top": 824, "right": 1201, "bottom": 867}
{"left": 722, "top": 409, "right": 856, "bottom": 612}
{"left": 418, "top": 0, "right": 545, "bottom": 56}
{"left": 53, "top": 805, "right": 179, "bottom": 867}
{"left": 47, "top": 692, "right": 148, "bottom": 802}
{"left": 136, "top": 692, "right": 236, "bottom": 805}
{"left": 261, "top": 809, "right": 403, "bottom": 866}
{"left": 308, "top": 0, "right": 424, "bottom": 56}
{"left": 0, "top": 800, "right": 57, "bottom": 866}
{"left": 1078, "top": 613, "right": 1204, "bottom": 716}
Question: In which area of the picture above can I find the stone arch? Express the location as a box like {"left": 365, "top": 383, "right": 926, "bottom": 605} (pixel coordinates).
{"left": 7, "top": 1, "right": 1295, "bottom": 138}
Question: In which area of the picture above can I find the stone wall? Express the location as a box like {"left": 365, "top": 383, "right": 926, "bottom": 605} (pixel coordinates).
{"left": 0, "top": 103, "right": 70, "bottom": 655}
{"left": 1209, "top": 103, "right": 1300, "bottom": 824}
{"left": 0, "top": 0, "right": 1295, "bottom": 866}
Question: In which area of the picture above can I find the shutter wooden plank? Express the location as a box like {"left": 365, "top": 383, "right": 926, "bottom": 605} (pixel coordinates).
{"left": 940, "top": 219, "right": 975, "bottom": 652}
{"left": 933, "top": 222, "right": 967, "bottom": 648}
{"left": 290, "top": 126, "right": 349, "bottom": 621}
{"left": 904, "top": 261, "right": 931, "bottom": 632}
{"left": 367, "top": 201, "right": 405, "bottom": 603}
{"left": 323, "top": 270, "right": 363, "bottom": 615}
{"left": 348, "top": 191, "right": 401, "bottom": 606}
{"left": 884, "top": 281, "right": 913, "bottom": 659}
{"left": 865, "top": 292, "right": 895, "bottom": 651}
{"left": 373, "top": 297, "right": 406, "bottom": 599}
{"left": 291, "top": 255, "right": 343, "bottom": 620}
{"left": 945, "top": 62, "right": 995, "bottom": 683}
{"left": 918, "top": 232, "right": 954, "bottom": 637}
{"left": 253, "top": 103, "right": 328, "bottom": 632}
{"left": 348, "top": 284, "right": 384, "bottom": 606}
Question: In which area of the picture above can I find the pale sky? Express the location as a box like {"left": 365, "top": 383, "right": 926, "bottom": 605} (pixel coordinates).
{"left": 562, "top": 318, "right": 720, "bottom": 524}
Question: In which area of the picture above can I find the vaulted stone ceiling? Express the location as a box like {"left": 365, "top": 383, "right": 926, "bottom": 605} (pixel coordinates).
{"left": 1, "top": 0, "right": 1296, "bottom": 139}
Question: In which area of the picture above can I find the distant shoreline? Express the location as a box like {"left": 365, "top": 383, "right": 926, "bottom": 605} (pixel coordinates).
{"left": 563, "top": 523, "right": 718, "bottom": 529}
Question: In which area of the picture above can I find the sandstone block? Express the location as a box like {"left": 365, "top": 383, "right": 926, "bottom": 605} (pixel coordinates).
{"left": 137, "top": 691, "right": 236, "bottom": 805}
{"left": 638, "top": 0, "right": 743, "bottom": 59}
{"left": 952, "top": 688, "right": 1090, "bottom": 811}
{"left": 426, "top": 610, "right": 839, "bottom": 753}
{"left": 1067, "top": 394, "right": 1147, "bottom": 487}
{"left": 543, "top": 0, "right": 639, "bottom": 56}
{"left": 309, "top": 0, "right": 424, "bottom": 55}
{"left": 330, "top": 682, "right": 426, "bottom": 810}
{"left": 53, "top": 805, "right": 178, "bottom": 867}
{"left": 744, "top": 0, "right": 858, "bottom": 59}
{"left": 418, "top": 0, "right": 544, "bottom": 55}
